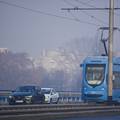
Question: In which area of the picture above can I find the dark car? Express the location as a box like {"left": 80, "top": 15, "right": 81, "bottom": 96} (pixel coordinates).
{"left": 8, "top": 85, "right": 45, "bottom": 105}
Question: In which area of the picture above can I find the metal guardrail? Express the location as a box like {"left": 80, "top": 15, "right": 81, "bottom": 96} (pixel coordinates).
{"left": 0, "top": 90, "right": 82, "bottom": 104}
{"left": 59, "top": 91, "right": 81, "bottom": 103}
{"left": 0, "top": 104, "right": 120, "bottom": 120}
{"left": 0, "top": 96, "right": 8, "bottom": 105}
{"left": 0, "top": 90, "right": 10, "bottom": 104}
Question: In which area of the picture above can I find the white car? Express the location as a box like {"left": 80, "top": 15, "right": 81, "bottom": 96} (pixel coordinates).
{"left": 41, "top": 88, "right": 59, "bottom": 104}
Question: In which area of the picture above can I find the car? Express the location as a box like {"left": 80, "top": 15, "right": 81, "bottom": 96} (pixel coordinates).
{"left": 8, "top": 85, "right": 45, "bottom": 105}
{"left": 41, "top": 88, "right": 59, "bottom": 104}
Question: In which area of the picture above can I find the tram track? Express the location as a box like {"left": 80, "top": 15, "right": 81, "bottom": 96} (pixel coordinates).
{"left": 0, "top": 103, "right": 92, "bottom": 110}
{"left": 0, "top": 104, "right": 120, "bottom": 120}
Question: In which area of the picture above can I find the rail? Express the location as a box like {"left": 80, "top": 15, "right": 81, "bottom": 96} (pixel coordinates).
{"left": 0, "top": 104, "right": 120, "bottom": 120}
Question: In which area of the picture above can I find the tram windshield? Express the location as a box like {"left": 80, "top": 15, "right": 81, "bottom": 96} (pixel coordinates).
{"left": 86, "top": 64, "right": 105, "bottom": 86}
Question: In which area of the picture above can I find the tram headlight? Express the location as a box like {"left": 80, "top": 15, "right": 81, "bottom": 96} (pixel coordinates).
{"left": 84, "top": 88, "right": 87, "bottom": 90}
{"left": 101, "top": 88, "right": 105, "bottom": 90}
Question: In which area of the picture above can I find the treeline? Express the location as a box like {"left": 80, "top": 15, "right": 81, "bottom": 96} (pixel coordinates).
{"left": 0, "top": 51, "right": 81, "bottom": 91}
{"left": 0, "top": 51, "right": 37, "bottom": 89}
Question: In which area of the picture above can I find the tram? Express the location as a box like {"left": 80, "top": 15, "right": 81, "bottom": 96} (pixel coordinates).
{"left": 81, "top": 56, "right": 120, "bottom": 103}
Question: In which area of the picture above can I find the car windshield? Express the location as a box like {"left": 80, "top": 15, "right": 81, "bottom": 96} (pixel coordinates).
{"left": 41, "top": 89, "right": 51, "bottom": 94}
{"left": 86, "top": 64, "right": 105, "bottom": 86}
{"left": 15, "top": 86, "right": 35, "bottom": 92}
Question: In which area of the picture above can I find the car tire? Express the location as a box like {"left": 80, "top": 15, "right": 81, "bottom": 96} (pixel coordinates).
{"left": 9, "top": 101, "right": 15, "bottom": 105}
{"left": 55, "top": 98, "right": 59, "bottom": 104}
{"left": 25, "top": 97, "right": 35, "bottom": 104}
{"left": 50, "top": 98, "right": 52, "bottom": 104}
{"left": 25, "top": 99, "right": 32, "bottom": 104}
{"left": 41, "top": 95, "right": 45, "bottom": 104}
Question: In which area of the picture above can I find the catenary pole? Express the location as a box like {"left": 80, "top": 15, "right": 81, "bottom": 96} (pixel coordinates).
{"left": 108, "top": 0, "right": 114, "bottom": 102}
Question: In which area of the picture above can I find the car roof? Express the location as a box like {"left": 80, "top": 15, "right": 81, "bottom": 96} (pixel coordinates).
{"left": 18, "top": 85, "right": 41, "bottom": 89}
{"left": 20, "top": 85, "right": 39, "bottom": 87}
{"left": 41, "top": 88, "right": 53, "bottom": 90}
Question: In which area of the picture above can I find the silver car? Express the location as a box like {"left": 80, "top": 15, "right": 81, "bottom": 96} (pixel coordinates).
{"left": 41, "top": 88, "right": 59, "bottom": 104}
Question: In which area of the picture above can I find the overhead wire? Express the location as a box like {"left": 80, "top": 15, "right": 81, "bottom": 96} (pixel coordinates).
{"left": 74, "top": 0, "right": 108, "bottom": 25}
{"left": 75, "top": 0, "right": 120, "bottom": 17}
{"left": 75, "top": 0, "right": 96, "bottom": 8}
{"left": 75, "top": 0, "right": 120, "bottom": 28}
{"left": 0, "top": 0, "right": 101, "bottom": 27}
{"left": 87, "top": 0, "right": 95, "bottom": 2}
{"left": 63, "top": 0, "right": 108, "bottom": 25}
{"left": 114, "top": 0, "right": 120, "bottom": 16}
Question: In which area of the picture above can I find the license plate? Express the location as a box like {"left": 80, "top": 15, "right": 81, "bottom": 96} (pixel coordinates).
{"left": 16, "top": 100, "right": 23, "bottom": 103}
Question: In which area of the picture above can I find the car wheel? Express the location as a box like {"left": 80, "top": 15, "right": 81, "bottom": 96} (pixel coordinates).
{"left": 25, "top": 100, "right": 32, "bottom": 104}
{"left": 9, "top": 101, "right": 15, "bottom": 105}
{"left": 50, "top": 98, "right": 52, "bottom": 104}
{"left": 25, "top": 98, "right": 34, "bottom": 104}
{"left": 55, "top": 98, "right": 59, "bottom": 104}
{"left": 41, "top": 95, "right": 45, "bottom": 104}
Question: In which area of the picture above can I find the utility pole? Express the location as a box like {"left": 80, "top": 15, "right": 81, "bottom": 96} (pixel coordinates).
{"left": 108, "top": 0, "right": 114, "bottom": 102}
{"left": 62, "top": 0, "right": 116, "bottom": 102}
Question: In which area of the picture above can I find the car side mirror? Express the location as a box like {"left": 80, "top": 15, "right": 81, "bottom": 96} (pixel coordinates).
{"left": 12, "top": 90, "right": 15, "bottom": 92}
{"left": 51, "top": 92, "right": 53, "bottom": 95}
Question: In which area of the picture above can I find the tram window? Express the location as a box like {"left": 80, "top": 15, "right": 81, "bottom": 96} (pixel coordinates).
{"left": 113, "top": 72, "right": 120, "bottom": 88}
{"left": 86, "top": 64, "right": 105, "bottom": 86}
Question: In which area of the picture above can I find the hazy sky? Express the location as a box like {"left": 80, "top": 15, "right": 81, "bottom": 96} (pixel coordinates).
{"left": 0, "top": 0, "right": 120, "bottom": 57}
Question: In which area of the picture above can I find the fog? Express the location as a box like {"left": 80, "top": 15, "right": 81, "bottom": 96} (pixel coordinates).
{"left": 0, "top": 0, "right": 120, "bottom": 90}
{"left": 0, "top": 0, "right": 119, "bottom": 57}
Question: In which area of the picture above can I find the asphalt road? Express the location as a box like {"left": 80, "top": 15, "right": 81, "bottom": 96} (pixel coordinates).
{"left": 59, "top": 115, "right": 120, "bottom": 120}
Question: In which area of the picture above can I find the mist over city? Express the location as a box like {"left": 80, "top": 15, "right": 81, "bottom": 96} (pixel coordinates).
{"left": 0, "top": 0, "right": 120, "bottom": 91}
{"left": 0, "top": 1, "right": 120, "bottom": 120}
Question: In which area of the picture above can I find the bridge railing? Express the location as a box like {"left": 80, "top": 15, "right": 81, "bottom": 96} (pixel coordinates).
{"left": 0, "top": 90, "right": 82, "bottom": 104}
{"left": 58, "top": 91, "right": 81, "bottom": 103}
{"left": 0, "top": 90, "right": 11, "bottom": 104}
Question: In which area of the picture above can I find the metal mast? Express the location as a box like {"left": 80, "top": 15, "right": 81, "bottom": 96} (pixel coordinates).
{"left": 108, "top": 0, "right": 114, "bottom": 102}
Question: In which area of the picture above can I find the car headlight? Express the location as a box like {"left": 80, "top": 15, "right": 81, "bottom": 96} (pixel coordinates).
{"left": 45, "top": 95, "right": 50, "bottom": 101}
{"left": 25, "top": 95, "right": 32, "bottom": 99}
{"left": 47, "top": 96, "right": 50, "bottom": 99}
{"left": 9, "top": 95, "right": 13, "bottom": 99}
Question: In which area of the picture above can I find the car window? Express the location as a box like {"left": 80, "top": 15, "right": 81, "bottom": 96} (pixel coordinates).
{"left": 35, "top": 86, "right": 41, "bottom": 91}
{"left": 52, "top": 89, "right": 55, "bottom": 94}
{"left": 15, "top": 86, "right": 35, "bottom": 92}
{"left": 41, "top": 89, "right": 51, "bottom": 94}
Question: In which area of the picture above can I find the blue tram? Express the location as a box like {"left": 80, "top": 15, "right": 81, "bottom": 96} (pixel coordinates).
{"left": 81, "top": 56, "right": 120, "bottom": 103}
